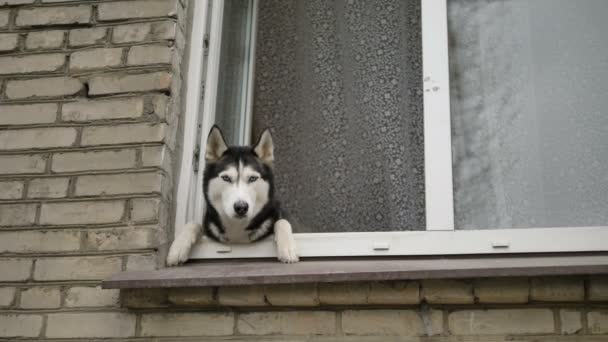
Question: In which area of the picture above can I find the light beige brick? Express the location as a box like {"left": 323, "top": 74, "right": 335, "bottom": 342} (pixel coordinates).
{"left": 122, "top": 288, "right": 167, "bottom": 308}
{"left": 82, "top": 123, "right": 166, "bottom": 145}
{"left": 0, "top": 0, "right": 35, "bottom": 5}
{"left": 141, "top": 145, "right": 168, "bottom": 168}
{"left": 69, "top": 27, "right": 107, "bottom": 47}
{"left": 85, "top": 225, "right": 159, "bottom": 251}
{"left": 20, "top": 287, "right": 61, "bottom": 309}
{"left": 0, "top": 127, "right": 76, "bottom": 150}
{"left": 34, "top": 256, "right": 122, "bottom": 281}
{"left": 25, "top": 30, "right": 64, "bottom": 49}
{"left": 131, "top": 198, "right": 160, "bottom": 222}
{"left": 0, "top": 10, "right": 8, "bottom": 28}
{"left": 70, "top": 47, "right": 122, "bottom": 71}
{"left": 168, "top": 287, "right": 215, "bottom": 306}
{"left": 40, "top": 200, "right": 125, "bottom": 225}
{"left": 27, "top": 177, "right": 69, "bottom": 198}
{"left": 128, "top": 45, "right": 172, "bottom": 65}
{"left": 0, "top": 230, "right": 80, "bottom": 253}
{"left": 422, "top": 279, "right": 474, "bottom": 304}
{"left": 16, "top": 5, "right": 91, "bottom": 26}
{"left": 141, "top": 312, "right": 233, "bottom": 337}
{"left": 0, "top": 54, "right": 64, "bottom": 75}
{"left": 449, "top": 309, "right": 554, "bottom": 335}
{"left": 52, "top": 149, "right": 136, "bottom": 172}
{"left": 88, "top": 72, "right": 172, "bottom": 95}
{"left": 0, "top": 314, "right": 43, "bottom": 338}
{"left": 0, "top": 33, "right": 18, "bottom": 52}
{"left": 112, "top": 21, "right": 175, "bottom": 44}
{"left": 62, "top": 97, "right": 143, "bottom": 121}
{"left": 46, "top": 312, "right": 136, "bottom": 338}
{"left": 6, "top": 76, "right": 83, "bottom": 99}
{"left": 0, "top": 103, "right": 58, "bottom": 125}
{"left": 219, "top": 285, "right": 266, "bottom": 306}
{"left": 237, "top": 311, "right": 336, "bottom": 335}
{"left": 0, "top": 154, "right": 46, "bottom": 174}
{"left": 475, "top": 278, "right": 529, "bottom": 303}
{"left": 0, "top": 259, "right": 32, "bottom": 281}
{"left": 126, "top": 253, "right": 156, "bottom": 271}
{"left": 0, "top": 204, "right": 36, "bottom": 226}
{"left": 589, "top": 275, "right": 608, "bottom": 301}
{"left": 75, "top": 172, "right": 161, "bottom": 196}
{"left": 342, "top": 310, "right": 442, "bottom": 336}
{"left": 0, "top": 181, "right": 23, "bottom": 199}
{"left": 319, "top": 282, "right": 368, "bottom": 305}
{"left": 530, "top": 277, "right": 584, "bottom": 302}
{"left": 560, "top": 309, "right": 582, "bottom": 334}
{"left": 588, "top": 311, "right": 608, "bottom": 334}
{"left": 99, "top": 0, "right": 176, "bottom": 21}
{"left": 265, "top": 283, "right": 319, "bottom": 306}
{"left": 65, "top": 286, "right": 119, "bottom": 307}
{"left": 0, "top": 288, "right": 15, "bottom": 308}
{"left": 368, "top": 281, "right": 420, "bottom": 305}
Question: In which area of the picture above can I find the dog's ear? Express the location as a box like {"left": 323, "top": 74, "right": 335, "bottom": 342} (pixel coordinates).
{"left": 205, "top": 125, "right": 228, "bottom": 162}
{"left": 253, "top": 128, "right": 274, "bottom": 164}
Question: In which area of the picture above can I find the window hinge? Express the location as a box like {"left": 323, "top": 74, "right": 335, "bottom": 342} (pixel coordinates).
{"left": 193, "top": 145, "right": 201, "bottom": 172}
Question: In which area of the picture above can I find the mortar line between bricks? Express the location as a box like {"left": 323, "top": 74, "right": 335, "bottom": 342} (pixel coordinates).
{"left": 0, "top": 143, "right": 164, "bottom": 155}
{"left": 0, "top": 219, "right": 160, "bottom": 231}
{"left": 0, "top": 119, "right": 165, "bottom": 130}
{"left": 0, "top": 43, "right": 174, "bottom": 58}
{"left": 7, "top": 17, "right": 178, "bottom": 32}
{"left": 0, "top": 248, "right": 157, "bottom": 258}
{"left": 0, "top": 64, "right": 170, "bottom": 79}
{"left": 0, "top": 169, "right": 164, "bottom": 180}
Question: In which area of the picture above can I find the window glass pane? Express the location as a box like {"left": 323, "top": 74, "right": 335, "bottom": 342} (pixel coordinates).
{"left": 252, "top": 0, "right": 425, "bottom": 232}
{"left": 449, "top": 0, "right": 608, "bottom": 229}
{"left": 214, "top": 0, "right": 255, "bottom": 145}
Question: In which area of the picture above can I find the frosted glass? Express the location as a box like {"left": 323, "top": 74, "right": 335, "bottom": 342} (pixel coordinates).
{"left": 214, "top": 0, "right": 255, "bottom": 145}
{"left": 449, "top": 0, "right": 608, "bottom": 229}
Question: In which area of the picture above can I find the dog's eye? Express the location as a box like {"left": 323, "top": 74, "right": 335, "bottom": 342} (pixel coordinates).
{"left": 248, "top": 176, "right": 259, "bottom": 183}
{"left": 221, "top": 175, "right": 231, "bottom": 183}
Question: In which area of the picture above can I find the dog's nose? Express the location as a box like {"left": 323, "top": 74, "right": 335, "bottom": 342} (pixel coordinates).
{"left": 233, "top": 201, "right": 249, "bottom": 216}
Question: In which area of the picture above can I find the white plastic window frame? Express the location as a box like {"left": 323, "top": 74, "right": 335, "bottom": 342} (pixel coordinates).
{"left": 175, "top": 0, "right": 608, "bottom": 260}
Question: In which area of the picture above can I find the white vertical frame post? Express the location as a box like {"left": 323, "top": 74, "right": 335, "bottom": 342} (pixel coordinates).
{"left": 193, "top": 0, "right": 226, "bottom": 224}
{"left": 174, "top": 0, "right": 210, "bottom": 236}
{"left": 421, "top": 0, "right": 455, "bottom": 231}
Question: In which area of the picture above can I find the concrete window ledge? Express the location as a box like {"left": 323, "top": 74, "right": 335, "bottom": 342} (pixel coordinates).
{"left": 102, "top": 253, "right": 608, "bottom": 289}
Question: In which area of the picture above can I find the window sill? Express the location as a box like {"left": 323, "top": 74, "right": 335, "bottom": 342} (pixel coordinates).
{"left": 102, "top": 253, "right": 608, "bottom": 289}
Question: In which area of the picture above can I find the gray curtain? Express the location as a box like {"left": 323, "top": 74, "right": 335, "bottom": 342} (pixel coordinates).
{"left": 252, "top": 0, "right": 425, "bottom": 232}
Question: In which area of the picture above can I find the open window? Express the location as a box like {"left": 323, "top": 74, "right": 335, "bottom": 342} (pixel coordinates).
{"left": 176, "top": 0, "right": 608, "bottom": 260}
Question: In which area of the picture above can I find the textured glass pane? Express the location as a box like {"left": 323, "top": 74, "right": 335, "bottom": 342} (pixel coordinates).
{"left": 449, "top": 0, "right": 608, "bottom": 229}
{"left": 214, "top": 0, "right": 255, "bottom": 145}
{"left": 252, "top": 0, "right": 425, "bottom": 232}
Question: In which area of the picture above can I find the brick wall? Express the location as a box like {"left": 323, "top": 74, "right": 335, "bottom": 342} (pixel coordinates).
{"left": 0, "top": 0, "right": 607, "bottom": 341}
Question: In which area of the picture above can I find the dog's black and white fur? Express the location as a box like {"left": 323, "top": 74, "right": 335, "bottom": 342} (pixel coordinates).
{"left": 166, "top": 126, "right": 299, "bottom": 265}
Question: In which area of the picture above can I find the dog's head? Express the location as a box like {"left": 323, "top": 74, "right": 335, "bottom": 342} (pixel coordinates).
{"left": 203, "top": 125, "right": 275, "bottom": 221}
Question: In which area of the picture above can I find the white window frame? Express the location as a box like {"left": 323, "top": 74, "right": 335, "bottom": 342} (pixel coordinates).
{"left": 176, "top": 0, "right": 608, "bottom": 260}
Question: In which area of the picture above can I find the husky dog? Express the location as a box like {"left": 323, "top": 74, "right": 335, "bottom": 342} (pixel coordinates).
{"left": 166, "top": 126, "right": 299, "bottom": 265}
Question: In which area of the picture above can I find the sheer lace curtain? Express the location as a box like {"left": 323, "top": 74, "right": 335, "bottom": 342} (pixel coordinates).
{"left": 251, "top": 0, "right": 425, "bottom": 232}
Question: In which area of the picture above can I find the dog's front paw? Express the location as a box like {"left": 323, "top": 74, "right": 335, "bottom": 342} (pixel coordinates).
{"left": 275, "top": 219, "right": 299, "bottom": 263}
{"left": 277, "top": 239, "right": 299, "bottom": 263}
{"left": 166, "top": 223, "right": 200, "bottom": 266}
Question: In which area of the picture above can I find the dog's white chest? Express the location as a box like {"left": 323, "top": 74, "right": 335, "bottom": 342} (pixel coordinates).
{"left": 221, "top": 217, "right": 251, "bottom": 243}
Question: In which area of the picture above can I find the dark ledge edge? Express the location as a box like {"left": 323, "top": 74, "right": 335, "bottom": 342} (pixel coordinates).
{"left": 102, "top": 253, "right": 608, "bottom": 289}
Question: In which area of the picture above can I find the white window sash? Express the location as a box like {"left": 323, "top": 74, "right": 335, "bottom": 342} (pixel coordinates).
{"left": 179, "top": 0, "right": 608, "bottom": 258}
